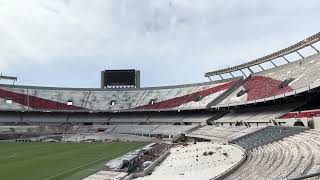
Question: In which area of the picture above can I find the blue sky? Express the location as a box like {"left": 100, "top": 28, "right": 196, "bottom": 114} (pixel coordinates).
{"left": 0, "top": 0, "right": 320, "bottom": 88}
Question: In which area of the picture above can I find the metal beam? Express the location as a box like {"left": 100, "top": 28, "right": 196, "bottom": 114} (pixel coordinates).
{"left": 270, "top": 60, "right": 277, "bottom": 67}
{"left": 258, "top": 64, "right": 265, "bottom": 71}
{"left": 229, "top": 72, "right": 235, "bottom": 78}
{"left": 296, "top": 51, "right": 304, "bottom": 58}
{"left": 205, "top": 32, "right": 320, "bottom": 77}
{"left": 219, "top": 74, "right": 224, "bottom": 80}
{"left": 239, "top": 69, "right": 247, "bottom": 77}
{"left": 310, "top": 44, "right": 319, "bottom": 53}
{"left": 0, "top": 74, "right": 17, "bottom": 81}
{"left": 282, "top": 56, "right": 290, "bottom": 63}
{"left": 0, "top": 73, "right": 17, "bottom": 85}
{"left": 247, "top": 67, "right": 254, "bottom": 74}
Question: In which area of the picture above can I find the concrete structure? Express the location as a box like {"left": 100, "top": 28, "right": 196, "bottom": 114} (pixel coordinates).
{"left": 0, "top": 78, "right": 238, "bottom": 112}
{"left": 225, "top": 129, "right": 320, "bottom": 180}
{"left": 215, "top": 52, "right": 320, "bottom": 108}
{"left": 137, "top": 142, "right": 245, "bottom": 180}
{"left": 83, "top": 171, "right": 128, "bottom": 180}
{"left": 186, "top": 126, "right": 262, "bottom": 142}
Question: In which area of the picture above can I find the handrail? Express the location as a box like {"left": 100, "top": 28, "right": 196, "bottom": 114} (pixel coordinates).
{"left": 212, "top": 144, "right": 247, "bottom": 180}
{"left": 285, "top": 171, "right": 320, "bottom": 180}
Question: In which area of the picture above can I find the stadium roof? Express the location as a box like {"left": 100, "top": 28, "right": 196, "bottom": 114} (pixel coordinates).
{"left": 205, "top": 32, "right": 320, "bottom": 78}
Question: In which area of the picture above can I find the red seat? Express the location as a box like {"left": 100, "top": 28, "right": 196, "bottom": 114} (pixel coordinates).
{"left": 244, "top": 76, "right": 293, "bottom": 101}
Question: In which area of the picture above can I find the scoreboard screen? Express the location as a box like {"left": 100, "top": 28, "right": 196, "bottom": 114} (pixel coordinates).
{"left": 102, "top": 69, "right": 139, "bottom": 88}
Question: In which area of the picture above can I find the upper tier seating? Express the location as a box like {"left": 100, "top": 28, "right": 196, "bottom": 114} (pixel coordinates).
{"left": 216, "top": 53, "right": 320, "bottom": 107}
{"left": 225, "top": 129, "right": 320, "bottom": 180}
{"left": 0, "top": 79, "right": 237, "bottom": 112}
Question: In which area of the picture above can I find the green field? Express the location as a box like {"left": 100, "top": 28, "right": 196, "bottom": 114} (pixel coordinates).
{"left": 0, "top": 142, "right": 144, "bottom": 180}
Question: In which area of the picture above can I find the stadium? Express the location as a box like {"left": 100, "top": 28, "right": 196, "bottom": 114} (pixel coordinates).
{"left": 1, "top": 31, "right": 320, "bottom": 180}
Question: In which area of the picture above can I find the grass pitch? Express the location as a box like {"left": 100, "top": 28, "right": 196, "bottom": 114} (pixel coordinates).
{"left": 0, "top": 142, "right": 144, "bottom": 180}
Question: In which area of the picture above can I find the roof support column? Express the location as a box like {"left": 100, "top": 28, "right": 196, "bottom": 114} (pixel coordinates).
{"left": 229, "top": 72, "right": 235, "bottom": 78}
{"left": 258, "top": 64, "right": 265, "bottom": 71}
{"left": 310, "top": 45, "right": 319, "bottom": 53}
{"left": 270, "top": 60, "right": 277, "bottom": 67}
{"left": 219, "top": 74, "right": 224, "bottom": 80}
{"left": 247, "top": 67, "right": 254, "bottom": 74}
{"left": 296, "top": 51, "right": 304, "bottom": 58}
{"left": 207, "top": 76, "right": 212, "bottom": 81}
{"left": 282, "top": 56, "right": 290, "bottom": 63}
{"left": 239, "top": 69, "right": 247, "bottom": 77}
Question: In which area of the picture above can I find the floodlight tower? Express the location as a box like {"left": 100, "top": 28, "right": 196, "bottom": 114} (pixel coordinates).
{"left": 0, "top": 73, "right": 17, "bottom": 85}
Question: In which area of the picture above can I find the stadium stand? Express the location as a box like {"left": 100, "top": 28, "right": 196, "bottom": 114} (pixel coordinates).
{"left": 0, "top": 111, "right": 221, "bottom": 126}
{"left": 135, "top": 80, "right": 238, "bottom": 110}
{"left": 83, "top": 171, "right": 128, "bottom": 180}
{"left": 180, "top": 114, "right": 216, "bottom": 124}
{"left": 112, "top": 125, "right": 160, "bottom": 135}
{"left": 0, "top": 78, "right": 238, "bottom": 112}
{"left": 3, "top": 32, "right": 320, "bottom": 180}
{"left": 186, "top": 126, "right": 262, "bottom": 142}
{"left": 109, "top": 125, "right": 197, "bottom": 137}
{"left": 138, "top": 142, "right": 245, "bottom": 180}
{"left": 215, "top": 53, "right": 320, "bottom": 107}
{"left": 0, "top": 111, "right": 216, "bottom": 126}
{"left": 150, "top": 125, "right": 197, "bottom": 136}
{"left": 147, "top": 114, "right": 184, "bottom": 124}
{"left": 0, "top": 124, "right": 198, "bottom": 141}
{"left": 231, "top": 126, "right": 306, "bottom": 150}
{"left": 62, "top": 132, "right": 157, "bottom": 142}
{"left": 225, "top": 129, "right": 320, "bottom": 180}
{"left": 280, "top": 109, "right": 320, "bottom": 119}
{"left": 214, "top": 104, "right": 301, "bottom": 126}
{"left": 109, "top": 114, "right": 149, "bottom": 124}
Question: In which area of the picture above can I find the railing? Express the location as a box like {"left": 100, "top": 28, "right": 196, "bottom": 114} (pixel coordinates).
{"left": 285, "top": 171, "right": 320, "bottom": 180}
{"left": 212, "top": 144, "right": 248, "bottom": 180}
{"left": 133, "top": 148, "right": 171, "bottom": 178}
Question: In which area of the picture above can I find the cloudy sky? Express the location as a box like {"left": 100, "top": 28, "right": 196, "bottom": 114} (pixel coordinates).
{"left": 0, "top": 0, "right": 319, "bottom": 88}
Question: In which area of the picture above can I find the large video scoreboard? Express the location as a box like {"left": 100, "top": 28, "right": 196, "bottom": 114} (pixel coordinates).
{"left": 101, "top": 69, "right": 140, "bottom": 88}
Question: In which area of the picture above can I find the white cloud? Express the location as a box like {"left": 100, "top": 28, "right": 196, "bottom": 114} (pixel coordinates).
{"left": 0, "top": 0, "right": 319, "bottom": 87}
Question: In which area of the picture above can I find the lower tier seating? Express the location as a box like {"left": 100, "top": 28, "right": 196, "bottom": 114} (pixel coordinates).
{"left": 186, "top": 126, "right": 262, "bottom": 142}
{"left": 108, "top": 125, "right": 198, "bottom": 137}
{"left": 225, "top": 129, "right": 320, "bottom": 180}
{"left": 231, "top": 126, "right": 306, "bottom": 150}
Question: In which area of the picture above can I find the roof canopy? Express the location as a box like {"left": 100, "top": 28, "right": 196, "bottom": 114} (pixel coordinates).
{"left": 205, "top": 32, "right": 320, "bottom": 78}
